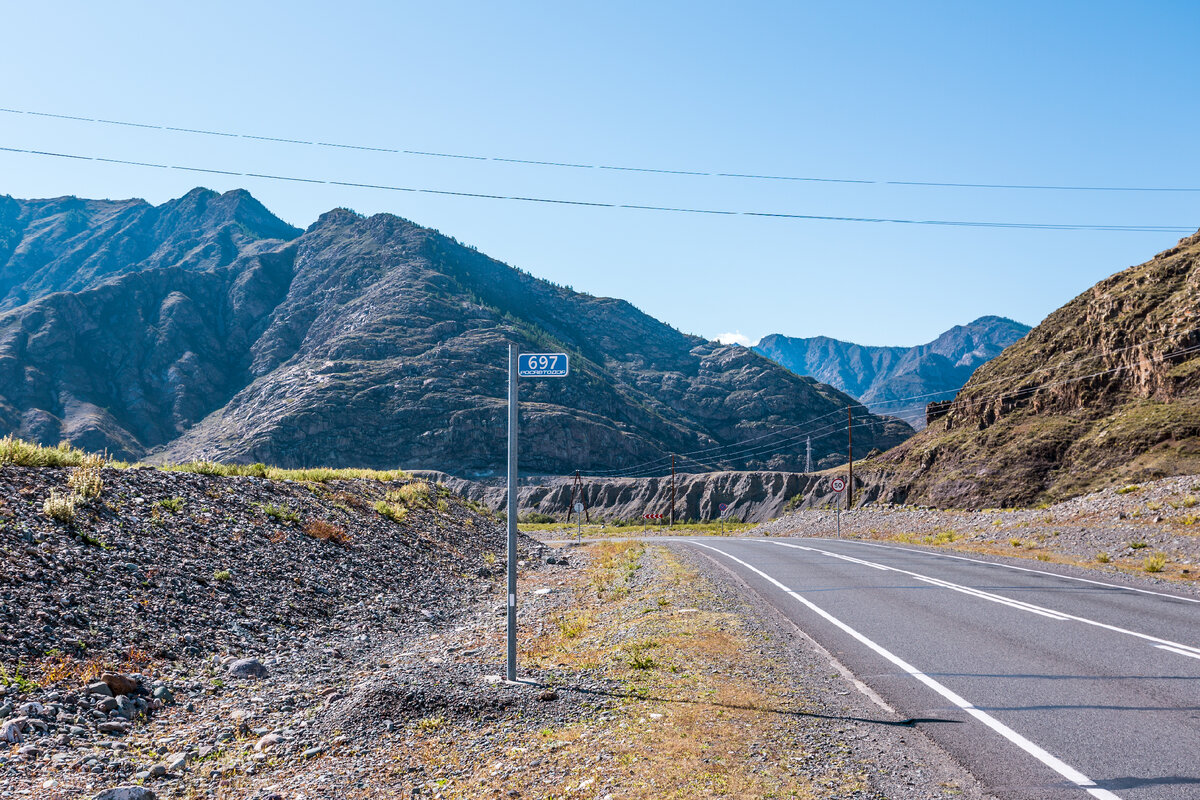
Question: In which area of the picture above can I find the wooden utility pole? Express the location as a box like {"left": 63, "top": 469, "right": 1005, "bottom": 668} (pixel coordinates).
{"left": 670, "top": 455, "right": 676, "bottom": 528}
{"left": 847, "top": 407, "right": 854, "bottom": 509}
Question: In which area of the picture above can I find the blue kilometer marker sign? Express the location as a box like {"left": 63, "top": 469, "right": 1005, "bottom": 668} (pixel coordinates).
{"left": 518, "top": 353, "right": 569, "bottom": 377}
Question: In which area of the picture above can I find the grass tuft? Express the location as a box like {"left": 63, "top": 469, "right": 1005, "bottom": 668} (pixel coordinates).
{"left": 1143, "top": 552, "right": 1167, "bottom": 573}
{"left": 42, "top": 490, "right": 76, "bottom": 523}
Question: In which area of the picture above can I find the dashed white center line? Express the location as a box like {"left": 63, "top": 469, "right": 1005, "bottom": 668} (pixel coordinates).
{"left": 691, "top": 541, "right": 1124, "bottom": 800}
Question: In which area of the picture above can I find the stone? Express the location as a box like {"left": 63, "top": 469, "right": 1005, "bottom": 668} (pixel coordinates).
{"left": 97, "top": 721, "right": 130, "bottom": 734}
{"left": 301, "top": 745, "right": 324, "bottom": 759}
{"left": 165, "top": 752, "right": 188, "bottom": 771}
{"left": 538, "top": 689, "right": 559, "bottom": 702}
{"left": 93, "top": 787, "right": 157, "bottom": 800}
{"left": 152, "top": 686, "right": 174, "bottom": 703}
{"left": 85, "top": 682, "right": 114, "bottom": 697}
{"left": 254, "top": 733, "right": 282, "bottom": 752}
{"left": 101, "top": 673, "right": 140, "bottom": 696}
{"left": 227, "top": 658, "right": 268, "bottom": 679}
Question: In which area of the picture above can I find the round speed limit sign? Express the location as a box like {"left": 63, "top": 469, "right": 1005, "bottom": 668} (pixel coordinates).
{"left": 831, "top": 477, "right": 846, "bottom": 493}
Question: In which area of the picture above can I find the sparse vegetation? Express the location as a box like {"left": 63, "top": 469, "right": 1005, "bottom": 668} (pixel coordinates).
{"left": 385, "top": 479, "right": 433, "bottom": 510}
{"left": 213, "top": 569, "right": 232, "bottom": 582}
{"left": 303, "top": 519, "right": 351, "bottom": 545}
{"left": 1129, "top": 541, "right": 1149, "bottom": 550}
{"left": 42, "top": 489, "right": 76, "bottom": 523}
{"left": 1096, "top": 552, "right": 1111, "bottom": 563}
{"left": 375, "top": 500, "right": 408, "bottom": 523}
{"left": 1116, "top": 484, "right": 1142, "bottom": 495}
{"left": 157, "top": 496, "right": 185, "bottom": 513}
{"left": 67, "top": 452, "right": 106, "bottom": 500}
{"left": 1143, "top": 552, "right": 1167, "bottom": 573}
{"left": 257, "top": 503, "right": 301, "bottom": 525}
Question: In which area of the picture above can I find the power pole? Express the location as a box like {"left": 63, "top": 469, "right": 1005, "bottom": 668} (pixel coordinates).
{"left": 847, "top": 407, "right": 854, "bottom": 509}
{"left": 506, "top": 343, "right": 518, "bottom": 682}
{"left": 805, "top": 437, "right": 812, "bottom": 473}
{"left": 670, "top": 455, "right": 676, "bottom": 528}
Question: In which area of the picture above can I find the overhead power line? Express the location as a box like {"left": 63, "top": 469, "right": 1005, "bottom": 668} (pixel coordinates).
{"left": 0, "top": 145, "right": 1193, "bottom": 234}
{"left": 5, "top": 105, "right": 1200, "bottom": 194}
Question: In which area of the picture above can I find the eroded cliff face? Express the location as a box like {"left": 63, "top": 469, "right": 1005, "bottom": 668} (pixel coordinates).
{"left": 0, "top": 188, "right": 912, "bottom": 474}
{"left": 865, "top": 231, "right": 1200, "bottom": 508}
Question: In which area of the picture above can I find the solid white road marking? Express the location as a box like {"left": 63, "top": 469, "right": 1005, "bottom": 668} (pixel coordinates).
{"left": 766, "top": 540, "right": 1200, "bottom": 657}
{"left": 832, "top": 538, "right": 1200, "bottom": 604}
{"left": 691, "top": 541, "right": 1123, "bottom": 800}
{"left": 1156, "top": 644, "right": 1200, "bottom": 661}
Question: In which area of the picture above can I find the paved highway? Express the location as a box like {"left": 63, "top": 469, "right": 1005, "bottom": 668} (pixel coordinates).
{"left": 678, "top": 537, "right": 1200, "bottom": 800}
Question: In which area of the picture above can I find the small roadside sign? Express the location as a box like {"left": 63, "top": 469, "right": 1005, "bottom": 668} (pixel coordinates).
{"left": 573, "top": 502, "right": 584, "bottom": 514}
{"left": 831, "top": 477, "right": 846, "bottom": 493}
{"left": 518, "top": 353, "right": 569, "bottom": 377}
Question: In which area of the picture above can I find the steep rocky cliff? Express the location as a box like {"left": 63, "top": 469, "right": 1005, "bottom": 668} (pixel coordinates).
{"left": 0, "top": 189, "right": 913, "bottom": 474}
{"left": 755, "top": 317, "right": 1030, "bottom": 427}
{"left": 862, "top": 232, "right": 1200, "bottom": 507}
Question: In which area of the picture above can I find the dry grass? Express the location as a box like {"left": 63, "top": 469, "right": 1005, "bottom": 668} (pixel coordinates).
{"left": 303, "top": 519, "right": 351, "bottom": 545}
{"left": 418, "top": 543, "right": 837, "bottom": 799}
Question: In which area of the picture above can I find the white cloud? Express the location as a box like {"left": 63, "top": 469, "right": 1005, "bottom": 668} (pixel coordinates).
{"left": 714, "top": 331, "right": 759, "bottom": 347}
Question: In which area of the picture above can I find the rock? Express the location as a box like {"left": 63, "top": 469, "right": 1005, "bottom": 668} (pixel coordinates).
{"left": 152, "top": 686, "right": 174, "bottom": 703}
{"left": 85, "top": 681, "right": 114, "bottom": 697}
{"left": 301, "top": 745, "right": 324, "bottom": 759}
{"left": 166, "top": 752, "right": 188, "bottom": 771}
{"left": 254, "top": 733, "right": 282, "bottom": 752}
{"left": 93, "top": 787, "right": 157, "bottom": 800}
{"left": 149, "top": 764, "right": 167, "bottom": 777}
{"left": 538, "top": 688, "right": 559, "bottom": 702}
{"left": 1, "top": 717, "right": 26, "bottom": 743}
{"left": 101, "top": 673, "right": 140, "bottom": 696}
{"left": 227, "top": 658, "right": 268, "bottom": 679}
{"left": 97, "top": 720, "right": 131, "bottom": 734}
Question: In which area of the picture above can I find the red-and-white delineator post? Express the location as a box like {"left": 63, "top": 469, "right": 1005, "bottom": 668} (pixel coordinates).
{"left": 831, "top": 476, "right": 847, "bottom": 537}
{"left": 507, "top": 346, "right": 569, "bottom": 682}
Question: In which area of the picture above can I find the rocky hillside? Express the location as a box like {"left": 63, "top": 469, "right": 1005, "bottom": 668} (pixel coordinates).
{"left": 0, "top": 188, "right": 912, "bottom": 476}
{"left": 421, "top": 469, "right": 816, "bottom": 523}
{"left": 862, "top": 232, "right": 1200, "bottom": 507}
{"left": 755, "top": 316, "right": 1030, "bottom": 427}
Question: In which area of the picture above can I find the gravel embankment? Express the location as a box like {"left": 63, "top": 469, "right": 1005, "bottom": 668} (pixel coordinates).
{"left": 0, "top": 464, "right": 597, "bottom": 798}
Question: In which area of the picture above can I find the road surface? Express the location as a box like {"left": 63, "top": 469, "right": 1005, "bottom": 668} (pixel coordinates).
{"left": 676, "top": 537, "right": 1200, "bottom": 800}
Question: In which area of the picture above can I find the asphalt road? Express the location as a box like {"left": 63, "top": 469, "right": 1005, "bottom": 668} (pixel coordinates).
{"left": 676, "top": 537, "right": 1200, "bottom": 800}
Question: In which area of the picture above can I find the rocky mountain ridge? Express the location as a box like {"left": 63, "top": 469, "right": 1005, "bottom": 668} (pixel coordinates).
{"left": 755, "top": 316, "right": 1031, "bottom": 427}
{"left": 0, "top": 188, "right": 912, "bottom": 476}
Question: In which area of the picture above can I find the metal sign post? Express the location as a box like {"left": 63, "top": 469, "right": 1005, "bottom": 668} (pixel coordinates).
{"left": 719, "top": 502, "right": 729, "bottom": 535}
{"left": 506, "top": 346, "right": 569, "bottom": 683}
{"left": 574, "top": 502, "right": 584, "bottom": 542}
{"left": 831, "top": 477, "right": 846, "bottom": 538}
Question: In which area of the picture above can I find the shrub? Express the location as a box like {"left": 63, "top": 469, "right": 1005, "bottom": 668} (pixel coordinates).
{"left": 157, "top": 497, "right": 185, "bottom": 513}
{"left": 0, "top": 435, "right": 86, "bottom": 468}
{"left": 1116, "top": 484, "right": 1141, "bottom": 495}
{"left": 67, "top": 453, "right": 105, "bottom": 500}
{"left": 213, "top": 569, "right": 232, "bottom": 582}
{"left": 257, "top": 503, "right": 300, "bottom": 525}
{"left": 1129, "top": 541, "right": 1149, "bottom": 550}
{"left": 304, "top": 519, "right": 351, "bottom": 545}
{"left": 375, "top": 501, "right": 408, "bottom": 523}
{"left": 386, "top": 480, "right": 433, "bottom": 510}
{"left": 519, "top": 512, "right": 557, "bottom": 524}
{"left": 1143, "top": 553, "right": 1167, "bottom": 573}
{"left": 1096, "top": 552, "right": 1111, "bottom": 563}
{"left": 42, "top": 490, "right": 76, "bottom": 523}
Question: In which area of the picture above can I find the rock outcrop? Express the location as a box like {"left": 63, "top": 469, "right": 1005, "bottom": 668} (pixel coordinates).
{"left": 861, "top": 231, "right": 1200, "bottom": 507}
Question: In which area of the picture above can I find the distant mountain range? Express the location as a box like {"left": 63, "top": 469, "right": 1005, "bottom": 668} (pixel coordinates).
{"left": 754, "top": 317, "right": 1031, "bottom": 428}
{"left": 0, "top": 188, "right": 912, "bottom": 476}
{"left": 869, "top": 231, "right": 1200, "bottom": 507}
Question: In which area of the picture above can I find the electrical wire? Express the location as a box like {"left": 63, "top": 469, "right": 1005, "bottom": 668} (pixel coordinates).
{"left": 6, "top": 105, "right": 1200, "bottom": 194}
{"left": 0, "top": 144, "right": 1195, "bottom": 234}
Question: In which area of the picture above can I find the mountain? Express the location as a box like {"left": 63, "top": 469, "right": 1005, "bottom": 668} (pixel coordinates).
{"left": 865, "top": 232, "right": 1200, "bottom": 507}
{"left": 754, "top": 317, "right": 1031, "bottom": 428}
{"left": 0, "top": 188, "right": 913, "bottom": 475}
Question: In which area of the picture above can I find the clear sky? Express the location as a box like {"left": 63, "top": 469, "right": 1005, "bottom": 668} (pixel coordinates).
{"left": 2, "top": 1, "right": 1197, "bottom": 346}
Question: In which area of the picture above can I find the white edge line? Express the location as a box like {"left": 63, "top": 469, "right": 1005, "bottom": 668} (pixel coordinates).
{"left": 691, "top": 541, "right": 1123, "bottom": 800}
{"left": 828, "top": 538, "right": 1200, "bottom": 604}
{"left": 1156, "top": 644, "right": 1200, "bottom": 661}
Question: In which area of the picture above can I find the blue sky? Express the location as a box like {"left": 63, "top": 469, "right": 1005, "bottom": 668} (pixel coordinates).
{"left": 1, "top": 1, "right": 1197, "bottom": 346}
